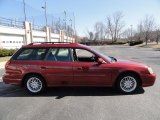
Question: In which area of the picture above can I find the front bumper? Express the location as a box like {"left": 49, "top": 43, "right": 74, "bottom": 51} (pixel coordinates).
{"left": 141, "top": 73, "right": 156, "bottom": 87}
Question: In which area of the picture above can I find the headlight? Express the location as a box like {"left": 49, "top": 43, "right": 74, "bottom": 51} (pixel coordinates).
{"left": 148, "top": 67, "right": 154, "bottom": 74}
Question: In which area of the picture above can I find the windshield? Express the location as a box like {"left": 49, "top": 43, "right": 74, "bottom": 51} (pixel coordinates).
{"left": 89, "top": 47, "right": 112, "bottom": 62}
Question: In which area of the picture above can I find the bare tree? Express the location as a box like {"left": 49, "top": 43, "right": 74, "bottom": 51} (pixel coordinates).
{"left": 85, "top": 28, "right": 94, "bottom": 40}
{"left": 155, "top": 26, "right": 160, "bottom": 44}
{"left": 122, "top": 28, "right": 131, "bottom": 40}
{"left": 135, "top": 22, "right": 143, "bottom": 41}
{"left": 94, "top": 22, "right": 106, "bottom": 40}
{"left": 94, "top": 32, "right": 99, "bottom": 41}
{"left": 67, "top": 25, "right": 74, "bottom": 35}
{"left": 55, "top": 21, "right": 60, "bottom": 33}
{"left": 141, "top": 15, "right": 155, "bottom": 45}
{"left": 87, "top": 31, "right": 94, "bottom": 40}
{"left": 133, "top": 22, "right": 143, "bottom": 41}
{"left": 106, "top": 12, "right": 125, "bottom": 43}
{"left": 106, "top": 16, "right": 114, "bottom": 41}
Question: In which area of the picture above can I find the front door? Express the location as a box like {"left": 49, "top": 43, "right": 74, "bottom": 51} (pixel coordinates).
{"left": 71, "top": 48, "right": 112, "bottom": 86}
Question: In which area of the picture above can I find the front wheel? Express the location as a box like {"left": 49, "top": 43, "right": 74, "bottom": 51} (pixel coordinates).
{"left": 25, "top": 75, "right": 46, "bottom": 95}
{"left": 116, "top": 74, "right": 139, "bottom": 94}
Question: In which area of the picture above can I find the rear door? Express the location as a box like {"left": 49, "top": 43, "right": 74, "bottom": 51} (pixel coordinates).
{"left": 41, "top": 48, "right": 73, "bottom": 86}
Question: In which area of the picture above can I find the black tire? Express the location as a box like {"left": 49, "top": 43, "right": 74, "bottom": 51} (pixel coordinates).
{"left": 116, "top": 73, "right": 139, "bottom": 94}
{"left": 24, "top": 75, "right": 46, "bottom": 95}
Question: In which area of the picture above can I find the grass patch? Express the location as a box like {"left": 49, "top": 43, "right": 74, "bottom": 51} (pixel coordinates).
{"left": 139, "top": 44, "right": 160, "bottom": 48}
{"left": 150, "top": 44, "right": 160, "bottom": 49}
{"left": 0, "top": 56, "right": 11, "bottom": 62}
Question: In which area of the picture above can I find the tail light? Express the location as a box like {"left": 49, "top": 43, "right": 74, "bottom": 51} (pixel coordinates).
{"left": 5, "top": 60, "right": 11, "bottom": 69}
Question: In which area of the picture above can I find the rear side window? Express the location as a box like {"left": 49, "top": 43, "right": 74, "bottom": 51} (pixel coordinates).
{"left": 14, "top": 48, "right": 47, "bottom": 60}
{"left": 35, "top": 49, "right": 47, "bottom": 60}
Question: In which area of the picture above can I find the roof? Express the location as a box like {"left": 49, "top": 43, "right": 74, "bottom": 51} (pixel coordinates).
{"left": 22, "top": 42, "right": 87, "bottom": 49}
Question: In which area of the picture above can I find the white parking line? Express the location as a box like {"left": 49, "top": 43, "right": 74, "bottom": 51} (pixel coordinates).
{"left": 0, "top": 62, "right": 6, "bottom": 69}
{"left": 0, "top": 77, "right": 2, "bottom": 82}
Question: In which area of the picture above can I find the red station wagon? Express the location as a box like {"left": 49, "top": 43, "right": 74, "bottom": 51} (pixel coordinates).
{"left": 3, "top": 42, "right": 156, "bottom": 94}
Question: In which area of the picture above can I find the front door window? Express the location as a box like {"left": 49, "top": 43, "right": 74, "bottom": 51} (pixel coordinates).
{"left": 72, "top": 48, "right": 98, "bottom": 62}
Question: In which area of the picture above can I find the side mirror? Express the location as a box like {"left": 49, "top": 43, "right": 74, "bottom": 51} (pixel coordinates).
{"left": 98, "top": 58, "right": 104, "bottom": 64}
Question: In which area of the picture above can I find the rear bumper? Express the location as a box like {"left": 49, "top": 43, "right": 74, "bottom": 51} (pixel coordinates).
{"left": 3, "top": 74, "right": 22, "bottom": 86}
{"left": 141, "top": 73, "right": 156, "bottom": 87}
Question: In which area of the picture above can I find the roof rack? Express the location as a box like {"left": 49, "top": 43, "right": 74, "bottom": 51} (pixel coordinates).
{"left": 28, "top": 42, "right": 72, "bottom": 45}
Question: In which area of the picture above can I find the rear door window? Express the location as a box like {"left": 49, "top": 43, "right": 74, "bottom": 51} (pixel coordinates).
{"left": 46, "top": 48, "right": 71, "bottom": 62}
{"left": 56, "top": 48, "right": 71, "bottom": 62}
{"left": 46, "top": 48, "right": 58, "bottom": 61}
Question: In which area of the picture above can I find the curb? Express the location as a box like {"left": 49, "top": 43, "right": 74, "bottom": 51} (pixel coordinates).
{"left": 0, "top": 61, "right": 6, "bottom": 69}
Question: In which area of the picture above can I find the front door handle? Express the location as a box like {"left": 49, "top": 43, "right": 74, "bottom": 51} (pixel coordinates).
{"left": 41, "top": 66, "right": 46, "bottom": 69}
{"left": 77, "top": 66, "right": 89, "bottom": 71}
{"left": 82, "top": 66, "right": 89, "bottom": 70}
{"left": 77, "top": 67, "right": 82, "bottom": 70}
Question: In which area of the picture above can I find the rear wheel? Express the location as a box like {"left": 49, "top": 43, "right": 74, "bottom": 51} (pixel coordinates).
{"left": 25, "top": 75, "right": 46, "bottom": 95}
{"left": 116, "top": 73, "right": 139, "bottom": 94}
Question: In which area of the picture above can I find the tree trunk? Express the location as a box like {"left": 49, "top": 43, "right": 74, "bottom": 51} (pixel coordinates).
{"left": 157, "top": 38, "right": 159, "bottom": 44}
{"left": 145, "top": 32, "right": 149, "bottom": 45}
{"left": 145, "top": 39, "right": 147, "bottom": 45}
{"left": 112, "top": 37, "right": 114, "bottom": 43}
{"left": 145, "top": 35, "right": 148, "bottom": 45}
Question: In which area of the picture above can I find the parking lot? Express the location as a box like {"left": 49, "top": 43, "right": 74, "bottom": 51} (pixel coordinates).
{"left": 0, "top": 45, "right": 160, "bottom": 120}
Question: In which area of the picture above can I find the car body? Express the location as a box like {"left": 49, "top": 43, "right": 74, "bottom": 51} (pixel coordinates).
{"left": 3, "top": 42, "right": 156, "bottom": 94}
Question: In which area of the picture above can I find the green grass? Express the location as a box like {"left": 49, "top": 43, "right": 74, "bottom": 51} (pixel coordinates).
{"left": 0, "top": 56, "right": 11, "bottom": 62}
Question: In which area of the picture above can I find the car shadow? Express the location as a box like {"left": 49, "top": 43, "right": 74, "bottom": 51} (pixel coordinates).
{"left": 47, "top": 87, "right": 145, "bottom": 99}
{"left": 0, "top": 82, "right": 145, "bottom": 98}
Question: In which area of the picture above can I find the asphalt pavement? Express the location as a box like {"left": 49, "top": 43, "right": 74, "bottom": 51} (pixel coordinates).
{"left": 0, "top": 45, "right": 160, "bottom": 120}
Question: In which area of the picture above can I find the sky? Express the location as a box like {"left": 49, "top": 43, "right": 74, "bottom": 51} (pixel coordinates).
{"left": 0, "top": 0, "right": 160, "bottom": 37}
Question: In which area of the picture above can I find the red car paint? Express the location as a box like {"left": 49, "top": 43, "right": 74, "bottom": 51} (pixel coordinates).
{"left": 3, "top": 43, "right": 156, "bottom": 88}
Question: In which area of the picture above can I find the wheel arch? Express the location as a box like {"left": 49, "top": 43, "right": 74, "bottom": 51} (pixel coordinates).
{"left": 114, "top": 70, "right": 142, "bottom": 87}
{"left": 21, "top": 72, "right": 47, "bottom": 87}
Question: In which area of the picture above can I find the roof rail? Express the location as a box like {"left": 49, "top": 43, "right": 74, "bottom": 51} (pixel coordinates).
{"left": 28, "top": 42, "right": 72, "bottom": 45}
